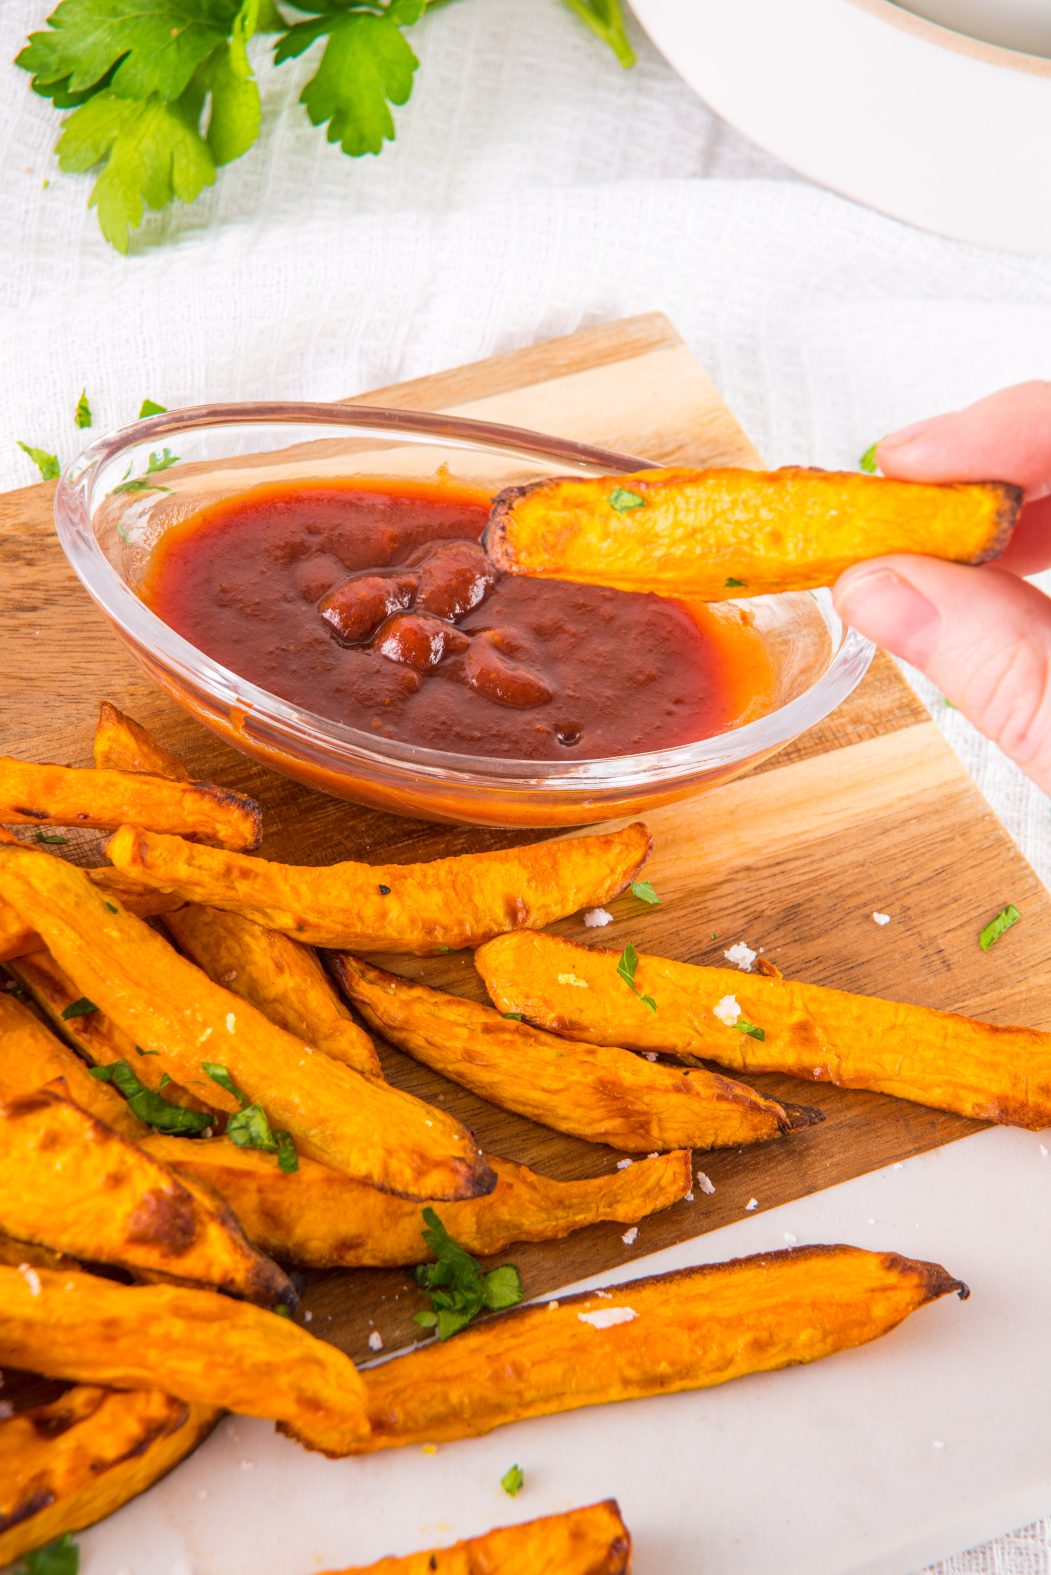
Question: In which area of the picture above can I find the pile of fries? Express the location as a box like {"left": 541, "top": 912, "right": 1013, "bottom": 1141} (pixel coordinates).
{"left": 10, "top": 698, "right": 1044, "bottom": 1568}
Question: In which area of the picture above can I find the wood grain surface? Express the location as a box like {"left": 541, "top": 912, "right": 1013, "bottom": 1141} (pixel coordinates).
{"left": 1, "top": 312, "right": 1048, "bottom": 1376}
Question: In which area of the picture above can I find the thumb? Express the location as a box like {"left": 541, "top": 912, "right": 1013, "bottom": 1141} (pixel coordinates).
{"left": 833, "top": 555, "right": 1051, "bottom": 793}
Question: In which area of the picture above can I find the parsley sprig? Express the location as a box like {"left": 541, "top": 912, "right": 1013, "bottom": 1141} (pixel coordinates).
{"left": 413, "top": 1207, "right": 522, "bottom": 1340}
{"left": 616, "top": 941, "right": 656, "bottom": 1013}
{"left": 203, "top": 1061, "right": 298, "bottom": 1171}
{"left": 979, "top": 903, "right": 1020, "bottom": 952}
{"left": 16, "top": 1533, "right": 80, "bottom": 1575}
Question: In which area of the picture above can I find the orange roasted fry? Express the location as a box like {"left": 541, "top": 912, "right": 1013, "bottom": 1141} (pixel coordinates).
{"left": 356, "top": 1245, "right": 966, "bottom": 1452}
{"left": 0, "top": 844, "right": 493, "bottom": 1199}
{"left": 0, "top": 757, "right": 262, "bottom": 849}
{"left": 102, "top": 821, "right": 653, "bottom": 952}
{"left": 320, "top": 1500, "right": 631, "bottom": 1574}
{"left": 476, "top": 932, "right": 1051, "bottom": 1129}
{"left": 0, "top": 873, "right": 181, "bottom": 964}
{"left": 0, "top": 1264, "right": 370, "bottom": 1455}
{"left": 0, "top": 990, "right": 145, "bottom": 1138}
{"left": 485, "top": 467, "right": 1021, "bottom": 600}
{"left": 165, "top": 906, "right": 381, "bottom": 1079}
{"left": 330, "top": 955, "right": 816, "bottom": 1152}
{"left": 93, "top": 700, "right": 192, "bottom": 779}
{"left": 0, "top": 1387, "right": 218, "bottom": 1570}
{"left": 0, "top": 1083, "right": 293, "bottom": 1304}
{"left": 141, "top": 1137, "right": 692, "bottom": 1268}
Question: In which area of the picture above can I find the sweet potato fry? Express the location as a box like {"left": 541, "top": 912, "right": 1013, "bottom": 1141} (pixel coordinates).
{"left": 0, "top": 757, "right": 262, "bottom": 849}
{"left": 0, "top": 1233, "right": 77, "bottom": 1271}
{"left": 321, "top": 1500, "right": 631, "bottom": 1574}
{"left": 165, "top": 906, "right": 381, "bottom": 1079}
{"left": 102, "top": 821, "right": 653, "bottom": 952}
{"left": 141, "top": 1137, "right": 692, "bottom": 1267}
{"left": 93, "top": 700, "right": 192, "bottom": 779}
{"left": 356, "top": 1245, "right": 966, "bottom": 1451}
{"left": 0, "top": 990, "right": 144, "bottom": 1138}
{"left": 0, "top": 1264, "right": 370, "bottom": 1455}
{"left": 476, "top": 932, "right": 1051, "bottom": 1129}
{"left": 0, "top": 1083, "right": 293, "bottom": 1304}
{"left": 0, "top": 1387, "right": 218, "bottom": 1569}
{"left": 0, "top": 874, "right": 182, "bottom": 964}
{"left": 330, "top": 956, "right": 815, "bottom": 1152}
{"left": 0, "top": 845, "right": 493, "bottom": 1199}
{"left": 485, "top": 467, "right": 1021, "bottom": 600}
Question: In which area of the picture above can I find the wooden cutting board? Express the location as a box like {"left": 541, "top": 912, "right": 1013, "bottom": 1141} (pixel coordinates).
{"left": 2, "top": 312, "right": 1048, "bottom": 1368}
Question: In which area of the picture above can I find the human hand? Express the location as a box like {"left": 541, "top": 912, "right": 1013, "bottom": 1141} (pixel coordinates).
{"left": 832, "top": 382, "right": 1051, "bottom": 794}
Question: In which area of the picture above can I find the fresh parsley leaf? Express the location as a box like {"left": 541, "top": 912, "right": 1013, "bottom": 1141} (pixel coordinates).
{"left": 725, "top": 576, "right": 747, "bottom": 589}
{"left": 111, "top": 446, "right": 180, "bottom": 493}
{"left": 201, "top": 0, "right": 263, "bottom": 166}
{"left": 979, "top": 903, "right": 1020, "bottom": 952}
{"left": 500, "top": 1463, "right": 525, "bottom": 1497}
{"left": 275, "top": 1126, "right": 299, "bottom": 1173}
{"left": 16, "top": 1532, "right": 80, "bottom": 1575}
{"left": 560, "top": 0, "right": 635, "bottom": 65}
{"left": 616, "top": 942, "right": 657, "bottom": 1013}
{"left": 33, "top": 829, "right": 69, "bottom": 844}
{"left": 90, "top": 1058, "right": 211, "bottom": 1134}
{"left": 413, "top": 1206, "right": 522, "bottom": 1341}
{"left": 138, "top": 398, "right": 167, "bottom": 417}
{"left": 732, "top": 1020, "right": 766, "bottom": 1041}
{"left": 203, "top": 1059, "right": 249, "bottom": 1106}
{"left": 18, "top": 442, "right": 61, "bottom": 481}
{"left": 630, "top": 879, "right": 660, "bottom": 906}
{"left": 276, "top": 6, "right": 421, "bottom": 157}
{"left": 61, "top": 995, "right": 98, "bottom": 1020}
{"left": 609, "top": 486, "right": 645, "bottom": 512}
{"left": 213, "top": 1071, "right": 299, "bottom": 1171}
{"left": 75, "top": 388, "right": 92, "bottom": 428}
{"left": 859, "top": 439, "right": 882, "bottom": 474}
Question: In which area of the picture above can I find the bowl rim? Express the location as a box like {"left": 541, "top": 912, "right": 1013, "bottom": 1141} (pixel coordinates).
{"left": 55, "top": 400, "right": 875, "bottom": 794}
{"left": 848, "top": 0, "right": 1051, "bottom": 77}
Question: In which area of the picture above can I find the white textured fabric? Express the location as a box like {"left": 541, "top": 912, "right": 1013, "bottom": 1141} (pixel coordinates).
{"left": 1, "top": 2, "right": 1049, "bottom": 1568}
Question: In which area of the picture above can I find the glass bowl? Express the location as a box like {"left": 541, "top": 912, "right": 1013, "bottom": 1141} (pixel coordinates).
{"left": 54, "top": 403, "right": 874, "bottom": 829}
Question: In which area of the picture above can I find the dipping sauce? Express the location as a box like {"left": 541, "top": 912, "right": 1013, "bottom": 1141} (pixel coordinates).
{"left": 144, "top": 479, "right": 771, "bottom": 762}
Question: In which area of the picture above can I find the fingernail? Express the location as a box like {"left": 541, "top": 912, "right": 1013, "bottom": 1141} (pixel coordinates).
{"left": 880, "top": 412, "right": 951, "bottom": 458}
{"left": 834, "top": 566, "right": 941, "bottom": 665}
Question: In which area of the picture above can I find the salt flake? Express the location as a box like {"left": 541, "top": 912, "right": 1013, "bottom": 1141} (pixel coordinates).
{"left": 583, "top": 907, "right": 613, "bottom": 928}
{"left": 616, "top": 1157, "right": 634, "bottom": 1170}
{"left": 745, "top": 1198, "right": 759, "bottom": 1211}
{"left": 368, "top": 1331, "right": 383, "bottom": 1352}
{"left": 712, "top": 994, "right": 741, "bottom": 1026}
{"left": 225, "top": 1013, "right": 236, "bottom": 1033}
{"left": 18, "top": 1264, "right": 41, "bottom": 1296}
{"left": 578, "top": 1306, "right": 638, "bottom": 1330}
{"left": 621, "top": 1226, "right": 638, "bottom": 1246}
{"left": 557, "top": 972, "right": 589, "bottom": 988}
{"left": 696, "top": 1171, "right": 715, "bottom": 1195}
{"left": 723, "top": 942, "right": 756, "bottom": 972}
{"left": 872, "top": 911, "right": 891, "bottom": 926}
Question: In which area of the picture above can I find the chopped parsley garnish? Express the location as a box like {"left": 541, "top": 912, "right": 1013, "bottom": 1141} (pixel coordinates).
{"left": 18, "top": 442, "right": 60, "bottom": 481}
{"left": 17, "top": 1532, "right": 80, "bottom": 1574}
{"left": 378, "top": 883, "right": 391, "bottom": 895}
{"left": 501, "top": 1463, "right": 525, "bottom": 1497}
{"left": 112, "top": 447, "right": 179, "bottom": 495}
{"left": 103, "top": 900, "right": 118, "bottom": 913}
{"left": 60, "top": 996, "right": 97, "bottom": 1020}
{"left": 732, "top": 1020, "right": 766, "bottom": 1041}
{"left": 75, "top": 388, "right": 92, "bottom": 429}
{"left": 724, "top": 576, "right": 747, "bottom": 589}
{"left": 203, "top": 1061, "right": 298, "bottom": 1172}
{"left": 859, "top": 439, "right": 882, "bottom": 474}
{"left": 90, "top": 1059, "right": 210, "bottom": 1135}
{"left": 502, "top": 1011, "right": 523, "bottom": 1021}
{"left": 33, "top": 829, "right": 68, "bottom": 845}
{"left": 138, "top": 399, "right": 167, "bottom": 418}
{"left": 413, "top": 1207, "right": 522, "bottom": 1341}
{"left": 616, "top": 942, "right": 656, "bottom": 1013}
{"left": 609, "top": 486, "right": 646, "bottom": 513}
{"left": 630, "top": 879, "right": 660, "bottom": 906}
{"left": 979, "top": 904, "right": 1020, "bottom": 952}
{"left": 135, "top": 1045, "right": 159, "bottom": 1055}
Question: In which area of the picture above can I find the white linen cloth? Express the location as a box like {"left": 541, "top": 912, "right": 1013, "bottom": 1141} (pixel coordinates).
{"left": 0, "top": 2, "right": 1049, "bottom": 1568}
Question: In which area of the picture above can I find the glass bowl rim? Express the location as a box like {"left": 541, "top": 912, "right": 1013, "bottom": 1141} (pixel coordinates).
{"left": 54, "top": 400, "right": 876, "bottom": 793}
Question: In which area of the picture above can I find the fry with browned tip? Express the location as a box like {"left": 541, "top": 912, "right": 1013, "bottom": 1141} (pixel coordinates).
{"left": 0, "top": 1083, "right": 293, "bottom": 1305}
{"left": 102, "top": 820, "right": 653, "bottom": 952}
{"left": 320, "top": 1500, "right": 632, "bottom": 1574}
{"left": 142, "top": 1137, "right": 693, "bottom": 1268}
{"left": 0, "top": 989, "right": 145, "bottom": 1138}
{"left": 0, "top": 1264, "right": 371, "bottom": 1455}
{"left": 355, "top": 1245, "right": 966, "bottom": 1452}
{"left": 330, "top": 955, "right": 818, "bottom": 1152}
{"left": 0, "top": 1387, "right": 219, "bottom": 1570}
{"left": 485, "top": 467, "right": 1021, "bottom": 600}
{"left": 93, "top": 699, "right": 192, "bottom": 779}
{"left": 0, "top": 844, "right": 494, "bottom": 1200}
{"left": 475, "top": 931, "right": 1051, "bottom": 1130}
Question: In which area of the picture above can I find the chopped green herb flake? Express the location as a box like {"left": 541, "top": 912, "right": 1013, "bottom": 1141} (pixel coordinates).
{"left": 135, "top": 1045, "right": 159, "bottom": 1055}
{"left": 616, "top": 942, "right": 657, "bottom": 1013}
{"left": 89, "top": 1059, "right": 210, "bottom": 1135}
{"left": 502, "top": 1011, "right": 523, "bottom": 1021}
{"left": 75, "top": 389, "right": 92, "bottom": 429}
{"left": 732, "top": 1020, "right": 766, "bottom": 1042}
{"left": 18, "top": 442, "right": 60, "bottom": 481}
{"left": 979, "top": 904, "right": 1020, "bottom": 952}
{"left": 859, "top": 440, "right": 881, "bottom": 474}
{"left": 609, "top": 486, "right": 646, "bottom": 513}
{"left": 275, "top": 1128, "right": 299, "bottom": 1173}
{"left": 138, "top": 399, "right": 167, "bottom": 418}
{"left": 203, "top": 1060, "right": 249, "bottom": 1108}
{"left": 103, "top": 900, "right": 118, "bottom": 913}
{"left": 630, "top": 879, "right": 660, "bottom": 906}
{"left": 378, "top": 883, "right": 391, "bottom": 895}
{"left": 226, "top": 1101, "right": 275, "bottom": 1151}
{"left": 438, "top": 945, "right": 450, "bottom": 953}
{"left": 413, "top": 1207, "right": 522, "bottom": 1341}
{"left": 60, "top": 996, "right": 97, "bottom": 1021}
{"left": 17, "top": 1532, "right": 80, "bottom": 1574}
{"left": 724, "top": 576, "right": 747, "bottom": 589}
{"left": 501, "top": 1463, "right": 525, "bottom": 1497}
{"left": 111, "top": 447, "right": 179, "bottom": 495}
{"left": 33, "top": 830, "right": 68, "bottom": 845}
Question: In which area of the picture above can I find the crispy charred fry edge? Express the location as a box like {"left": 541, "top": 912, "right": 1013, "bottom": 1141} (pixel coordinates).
{"left": 476, "top": 932, "right": 1051, "bottom": 1130}
{"left": 321, "top": 1500, "right": 631, "bottom": 1575}
{"left": 0, "top": 1264, "right": 370, "bottom": 1456}
{"left": 102, "top": 821, "right": 653, "bottom": 952}
{"left": 93, "top": 701, "right": 192, "bottom": 780}
{"left": 485, "top": 467, "right": 1021, "bottom": 600}
{"left": 330, "top": 955, "right": 819, "bottom": 1153}
{"left": 356, "top": 1244, "right": 967, "bottom": 1452}
{"left": 0, "top": 1387, "right": 220, "bottom": 1568}
{"left": 0, "top": 1083, "right": 293, "bottom": 1306}
{"left": 0, "top": 843, "right": 494, "bottom": 1200}
{"left": 0, "top": 757, "right": 261, "bottom": 850}
{"left": 143, "top": 1137, "right": 693, "bottom": 1268}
